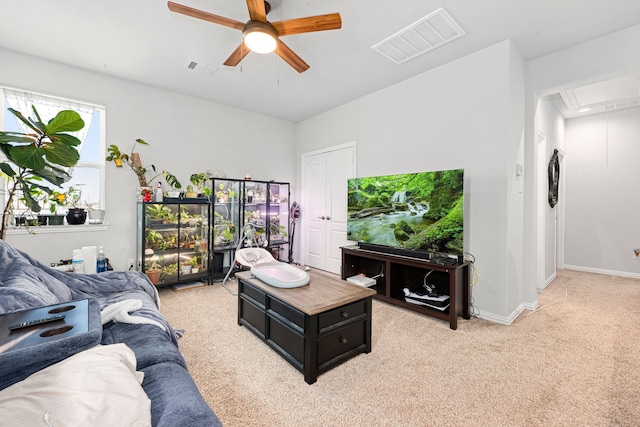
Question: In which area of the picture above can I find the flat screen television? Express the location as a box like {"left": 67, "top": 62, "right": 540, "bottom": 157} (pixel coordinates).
{"left": 347, "top": 169, "right": 464, "bottom": 259}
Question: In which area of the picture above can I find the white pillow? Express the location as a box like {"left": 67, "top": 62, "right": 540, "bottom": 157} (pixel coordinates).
{"left": 0, "top": 344, "right": 151, "bottom": 427}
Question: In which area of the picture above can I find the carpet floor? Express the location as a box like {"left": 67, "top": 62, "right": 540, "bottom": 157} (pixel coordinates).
{"left": 157, "top": 269, "right": 640, "bottom": 426}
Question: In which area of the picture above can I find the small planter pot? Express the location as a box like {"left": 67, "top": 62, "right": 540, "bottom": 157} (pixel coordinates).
{"left": 66, "top": 208, "right": 87, "bottom": 225}
{"left": 145, "top": 270, "right": 162, "bottom": 285}
{"left": 181, "top": 265, "right": 192, "bottom": 275}
{"left": 88, "top": 209, "right": 105, "bottom": 224}
{"left": 192, "top": 266, "right": 199, "bottom": 274}
{"left": 48, "top": 214, "right": 65, "bottom": 226}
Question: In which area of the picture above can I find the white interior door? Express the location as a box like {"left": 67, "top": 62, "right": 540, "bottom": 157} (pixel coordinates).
{"left": 302, "top": 143, "right": 355, "bottom": 274}
{"left": 302, "top": 153, "right": 326, "bottom": 269}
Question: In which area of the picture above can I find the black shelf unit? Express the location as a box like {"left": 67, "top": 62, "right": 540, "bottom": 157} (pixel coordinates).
{"left": 137, "top": 200, "right": 211, "bottom": 287}
{"left": 211, "top": 178, "right": 290, "bottom": 276}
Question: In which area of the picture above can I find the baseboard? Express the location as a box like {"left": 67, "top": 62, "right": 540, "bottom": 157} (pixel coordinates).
{"left": 537, "top": 272, "right": 557, "bottom": 294}
{"left": 477, "top": 302, "right": 527, "bottom": 325}
{"left": 563, "top": 265, "right": 640, "bottom": 279}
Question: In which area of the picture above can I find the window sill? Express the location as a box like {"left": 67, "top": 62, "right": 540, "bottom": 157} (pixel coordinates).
{"left": 6, "top": 223, "right": 110, "bottom": 235}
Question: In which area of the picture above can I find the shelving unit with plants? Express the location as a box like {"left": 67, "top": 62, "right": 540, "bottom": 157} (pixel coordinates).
{"left": 211, "top": 179, "right": 241, "bottom": 278}
{"left": 211, "top": 178, "right": 291, "bottom": 275}
{"left": 136, "top": 201, "right": 211, "bottom": 287}
{"left": 239, "top": 179, "right": 290, "bottom": 260}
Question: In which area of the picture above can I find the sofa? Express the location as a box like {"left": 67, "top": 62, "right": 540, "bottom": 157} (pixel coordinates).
{"left": 0, "top": 240, "right": 221, "bottom": 427}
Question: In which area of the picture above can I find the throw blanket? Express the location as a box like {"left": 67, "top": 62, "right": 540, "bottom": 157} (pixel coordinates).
{"left": 101, "top": 299, "right": 166, "bottom": 331}
{"left": 0, "top": 240, "right": 176, "bottom": 345}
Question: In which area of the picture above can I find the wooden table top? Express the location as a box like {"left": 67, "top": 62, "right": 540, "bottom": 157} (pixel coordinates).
{"left": 235, "top": 269, "right": 376, "bottom": 316}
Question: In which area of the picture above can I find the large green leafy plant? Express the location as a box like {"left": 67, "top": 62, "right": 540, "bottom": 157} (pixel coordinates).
{"left": 0, "top": 106, "right": 84, "bottom": 239}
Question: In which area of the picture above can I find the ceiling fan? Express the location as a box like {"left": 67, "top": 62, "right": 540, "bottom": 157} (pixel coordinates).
{"left": 167, "top": 0, "right": 342, "bottom": 73}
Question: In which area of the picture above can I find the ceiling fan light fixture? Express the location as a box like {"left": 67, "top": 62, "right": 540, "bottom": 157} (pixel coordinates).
{"left": 243, "top": 21, "right": 278, "bottom": 54}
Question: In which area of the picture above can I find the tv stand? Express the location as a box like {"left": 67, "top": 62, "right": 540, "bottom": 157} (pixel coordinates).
{"left": 341, "top": 246, "right": 470, "bottom": 329}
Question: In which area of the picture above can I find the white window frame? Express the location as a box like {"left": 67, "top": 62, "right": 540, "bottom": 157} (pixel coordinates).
{"left": 0, "top": 87, "right": 107, "bottom": 232}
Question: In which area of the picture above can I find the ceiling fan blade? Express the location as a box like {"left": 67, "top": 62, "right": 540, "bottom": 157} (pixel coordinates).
{"left": 167, "top": 1, "right": 245, "bottom": 30}
{"left": 246, "top": 0, "right": 267, "bottom": 22}
{"left": 272, "top": 13, "right": 342, "bottom": 36}
{"left": 223, "top": 43, "right": 251, "bottom": 67}
{"left": 275, "top": 40, "right": 310, "bottom": 73}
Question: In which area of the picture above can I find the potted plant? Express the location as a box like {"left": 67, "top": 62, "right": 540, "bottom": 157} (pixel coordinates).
{"left": 106, "top": 139, "right": 181, "bottom": 200}
{"left": 63, "top": 185, "right": 87, "bottom": 225}
{"left": 184, "top": 185, "right": 198, "bottom": 199}
{"left": 80, "top": 200, "right": 106, "bottom": 224}
{"left": 144, "top": 260, "right": 163, "bottom": 285}
{"left": 189, "top": 256, "right": 200, "bottom": 274}
{"left": 189, "top": 172, "right": 211, "bottom": 199}
{"left": 181, "top": 259, "right": 192, "bottom": 275}
{"left": 0, "top": 106, "right": 84, "bottom": 239}
{"left": 163, "top": 262, "right": 179, "bottom": 280}
{"left": 146, "top": 230, "right": 165, "bottom": 251}
{"left": 166, "top": 181, "right": 182, "bottom": 198}
{"left": 146, "top": 204, "right": 172, "bottom": 224}
{"left": 44, "top": 190, "right": 67, "bottom": 225}
{"left": 215, "top": 183, "right": 227, "bottom": 202}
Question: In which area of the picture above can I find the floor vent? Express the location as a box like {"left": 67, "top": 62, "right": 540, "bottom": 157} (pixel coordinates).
{"left": 372, "top": 8, "right": 465, "bottom": 65}
{"left": 185, "top": 60, "right": 217, "bottom": 76}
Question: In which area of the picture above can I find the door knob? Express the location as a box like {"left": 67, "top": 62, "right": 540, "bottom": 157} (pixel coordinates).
{"left": 318, "top": 216, "right": 326, "bottom": 220}
{"left": 326, "top": 216, "right": 331, "bottom": 220}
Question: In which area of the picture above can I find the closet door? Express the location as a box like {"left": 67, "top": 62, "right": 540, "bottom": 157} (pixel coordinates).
{"left": 301, "top": 143, "right": 355, "bottom": 274}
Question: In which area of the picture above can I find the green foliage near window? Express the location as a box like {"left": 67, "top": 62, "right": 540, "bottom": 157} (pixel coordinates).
{"left": 0, "top": 106, "right": 84, "bottom": 239}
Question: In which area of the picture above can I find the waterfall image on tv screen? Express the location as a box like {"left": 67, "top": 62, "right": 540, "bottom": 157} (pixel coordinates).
{"left": 347, "top": 169, "right": 464, "bottom": 255}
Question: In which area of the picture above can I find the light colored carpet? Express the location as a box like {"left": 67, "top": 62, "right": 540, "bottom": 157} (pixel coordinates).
{"left": 158, "top": 269, "right": 640, "bottom": 426}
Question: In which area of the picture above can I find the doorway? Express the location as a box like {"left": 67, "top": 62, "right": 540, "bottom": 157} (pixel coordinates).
{"left": 536, "top": 128, "right": 565, "bottom": 291}
{"left": 301, "top": 142, "right": 355, "bottom": 274}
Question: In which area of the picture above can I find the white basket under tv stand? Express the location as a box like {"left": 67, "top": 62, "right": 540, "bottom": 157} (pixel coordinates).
{"left": 341, "top": 245, "right": 470, "bottom": 330}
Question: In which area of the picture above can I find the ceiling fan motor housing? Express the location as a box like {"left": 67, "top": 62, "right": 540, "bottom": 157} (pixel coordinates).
{"left": 243, "top": 21, "right": 278, "bottom": 54}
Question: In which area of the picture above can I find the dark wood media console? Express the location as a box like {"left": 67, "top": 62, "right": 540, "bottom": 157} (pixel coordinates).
{"left": 341, "top": 245, "right": 470, "bottom": 329}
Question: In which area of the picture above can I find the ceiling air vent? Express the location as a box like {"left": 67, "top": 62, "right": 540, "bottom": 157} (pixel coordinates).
{"left": 185, "top": 60, "right": 217, "bottom": 77}
{"left": 601, "top": 97, "right": 640, "bottom": 112}
{"left": 372, "top": 8, "right": 465, "bottom": 64}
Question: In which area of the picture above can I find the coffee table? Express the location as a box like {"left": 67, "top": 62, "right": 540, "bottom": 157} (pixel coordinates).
{"left": 236, "top": 269, "right": 376, "bottom": 384}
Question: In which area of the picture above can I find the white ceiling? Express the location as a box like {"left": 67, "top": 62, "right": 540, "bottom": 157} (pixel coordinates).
{"left": 2, "top": 0, "right": 640, "bottom": 122}
{"left": 549, "top": 73, "right": 640, "bottom": 120}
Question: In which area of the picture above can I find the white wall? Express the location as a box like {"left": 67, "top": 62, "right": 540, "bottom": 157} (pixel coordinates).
{"left": 564, "top": 106, "right": 640, "bottom": 276}
{"left": 504, "top": 41, "right": 526, "bottom": 318}
{"left": 296, "top": 40, "right": 526, "bottom": 322}
{"left": 0, "top": 48, "right": 296, "bottom": 270}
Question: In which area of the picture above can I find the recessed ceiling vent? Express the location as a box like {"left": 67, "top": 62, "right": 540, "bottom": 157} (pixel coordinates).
{"left": 601, "top": 98, "right": 640, "bottom": 112}
{"left": 185, "top": 60, "right": 217, "bottom": 77}
{"left": 372, "top": 8, "right": 465, "bottom": 64}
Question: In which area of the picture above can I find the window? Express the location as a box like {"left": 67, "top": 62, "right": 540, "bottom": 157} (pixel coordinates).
{"left": 0, "top": 88, "right": 105, "bottom": 217}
